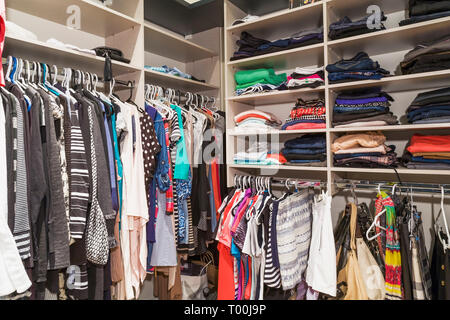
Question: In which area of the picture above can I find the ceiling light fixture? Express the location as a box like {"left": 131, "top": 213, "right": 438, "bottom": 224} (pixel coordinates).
{"left": 175, "top": 0, "right": 215, "bottom": 8}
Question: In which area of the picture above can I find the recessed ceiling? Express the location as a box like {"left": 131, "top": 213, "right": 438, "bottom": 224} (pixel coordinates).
{"left": 144, "top": 0, "right": 223, "bottom": 36}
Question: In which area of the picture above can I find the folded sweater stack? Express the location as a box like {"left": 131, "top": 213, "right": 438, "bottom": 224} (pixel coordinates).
{"left": 400, "top": 35, "right": 450, "bottom": 75}
{"left": 332, "top": 131, "right": 398, "bottom": 168}
{"left": 326, "top": 52, "right": 390, "bottom": 83}
{"left": 406, "top": 86, "right": 450, "bottom": 124}
{"left": 233, "top": 110, "right": 282, "bottom": 132}
{"left": 282, "top": 98, "right": 326, "bottom": 130}
{"left": 282, "top": 66, "right": 325, "bottom": 90}
{"left": 402, "top": 134, "right": 450, "bottom": 170}
{"left": 231, "top": 28, "right": 323, "bottom": 61}
{"left": 235, "top": 68, "right": 287, "bottom": 96}
{"left": 281, "top": 134, "right": 327, "bottom": 166}
{"left": 329, "top": 12, "right": 387, "bottom": 40}
{"left": 332, "top": 88, "right": 398, "bottom": 128}
{"left": 400, "top": 0, "right": 450, "bottom": 26}
{"left": 234, "top": 142, "right": 286, "bottom": 165}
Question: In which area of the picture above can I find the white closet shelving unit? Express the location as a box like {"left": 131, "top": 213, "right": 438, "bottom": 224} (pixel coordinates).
{"left": 4, "top": 0, "right": 223, "bottom": 110}
{"left": 224, "top": 0, "right": 450, "bottom": 191}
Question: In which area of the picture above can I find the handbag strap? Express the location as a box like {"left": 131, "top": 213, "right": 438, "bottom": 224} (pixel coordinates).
{"left": 349, "top": 202, "right": 358, "bottom": 251}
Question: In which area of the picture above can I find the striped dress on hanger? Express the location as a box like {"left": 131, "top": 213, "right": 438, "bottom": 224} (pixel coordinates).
{"left": 380, "top": 191, "right": 403, "bottom": 300}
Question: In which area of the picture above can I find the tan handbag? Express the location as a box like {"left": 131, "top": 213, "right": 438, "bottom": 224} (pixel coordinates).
{"left": 336, "top": 203, "right": 369, "bottom": 300}
{"left": 356, "top": 238, "right": 385, "bottom": 300}
{"left": 191, "top": 251, "right": 218, "bottom": 287}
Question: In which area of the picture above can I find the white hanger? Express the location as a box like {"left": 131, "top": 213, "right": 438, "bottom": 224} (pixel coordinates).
{"left": 435, "top": 186, "right": 450, "bottom": 252}
{"left": 366, "top": 184, "right": 387, "bottom": 241}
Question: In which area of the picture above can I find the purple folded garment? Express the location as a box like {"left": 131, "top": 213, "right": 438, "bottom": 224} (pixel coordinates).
{"left": 335, "top": 96, "right": 388, "bottom": 105}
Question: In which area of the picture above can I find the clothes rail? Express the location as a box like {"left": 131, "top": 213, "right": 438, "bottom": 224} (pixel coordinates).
{"left": 335, "top": 179, "right": 450, "bottom": 195}
{"left": 233, "top": 174, "right": 326, "bottom": 189}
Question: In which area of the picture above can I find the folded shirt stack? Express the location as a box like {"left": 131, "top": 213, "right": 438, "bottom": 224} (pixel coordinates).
{"left": 282, "top": 98, "right": 326, "bottom": 130}
{"left": 233, "top": 110, "right": 282, "bottom": 132}
{"left": 332, "top": 131, "right": 398, "bottom": 168}
{"left": 400, "top": 34, "right": 450, "bottom": 75}
{"left": 281, "top": 66, "right": 325, "bottom": 90}
{"left": 332, "top": 87, "right": 398, "bottom": 128}
{"left": 230, "top": 28, "right": 323, "bottom": 61}
{"left": 235, "top": 68, "right": 287, "bottom": 96}
{"left": 400, "top": 0, "right": 450, "bottom": 26}
{"left": 234, "top": 142, "right": 286, "bottom": 165}
{"left": 326, "top": 52, "right": 391, "bottom": 84}
{"left": 281, "top": 134, "right": 327, "bottom": 166}
{"left": 406, "top": 86, "right": 450, "bottom": 124}
{"left": 402, "top": 134, "right": 450, "bottom": 169}
{"left": 329, "top": 13, "right": 387, "bottom": 40}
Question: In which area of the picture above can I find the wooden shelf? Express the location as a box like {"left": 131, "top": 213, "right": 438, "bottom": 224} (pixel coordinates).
{"left": 4, "top": 35, "right": 141, "bottom": 76}
{"left": 328, "top": 69, "right": 450, "bottom": 93}
{"left": 228, "top": 129, "right": 327, "bottom": 136}
{"left": 144, "top": 22, "right": 217, "bottom": 63}
{"left": 331, "top": 167, "right": 450, "bottom": 176}
{"left": 328, "top": 17, "right": 450, "bottom": 57}
{"left": 331, "top": 123, "right": 450, "bottom": 132}
{"left": 227, "top": 2, "right": 324, "bottom": 35}
{"left": 227, "top": 43, "right": 324, "bottom": 70}
{"left": 230, "top": 164, "right": 328, "bottom": 171}
{"left": 227, "top": 86, "right": 325, "bottom": 105}
{"left": 6, "top": 0, "right": 141, "bottom": 38}
{"left": 144, "top": 69, "right": 219, "bottom": 92}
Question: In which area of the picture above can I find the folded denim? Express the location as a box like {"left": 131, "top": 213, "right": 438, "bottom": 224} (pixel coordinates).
{"left": 335, "top": 96, "right": 389, "bottom": 105}
{"left": 329, "top": 14, "right": 386, "bottom": 31}
{"left": 411, "top": 1, "right": 450, "bottom": 16}
{"left": 336, "top": 101, "right": 390, "bottom": 109}
{"left": 329, "top": 27, "right": 384, "bottom": 40}
{"left": 405, "top": 162, "right": 450, "bottom": 169}
{"left": 326, "top": 52, "right": 380, "bottom": 72}
{"left": 334, "top": 152, "right": 384, "bottom": 160}
{"left": 284, "top": 153, "right": 326, "bottom": 161}
{"left": 411, "top": 156, "right": 450, "bottom": 164}
{"left": 407, "top": 104, "right": 450, "bottom": 117}
{"left": 288, "top": 159, "right": 322, "bottom": 163}
{"left": 282, "top": 148, "right": 327, "bottom": 155}
{"left": 284, "top": 134, "right": 326, "bottom": 149}
{"left": 399, "top": 10, "right": 450, "bottom": 26}
{"left": 401, "top": 50, "right": 450, "bottom": 74}
{"left": 412, "top": 116, "right": 450, "bottom": 124}
{"left": 337, "top": 88, "right": 394, "bottom": 101}
{"left": 409, "top": 86, "right": 450, "bottom": 106}
{"left": 328, "top": 71, "right": 387, "bottom": 82}
{"left": 333, "top": 110, "right": 387, "bottom": 122}
{"left": 408, "top": 109, "right": 450, "bottom": 122}
{"left": 334, "top": 105, "right": 388, "bottom": 113}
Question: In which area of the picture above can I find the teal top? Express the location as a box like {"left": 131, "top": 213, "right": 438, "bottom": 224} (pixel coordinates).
{"left": 171, "top": 105, "right": 190, "bottom": 180}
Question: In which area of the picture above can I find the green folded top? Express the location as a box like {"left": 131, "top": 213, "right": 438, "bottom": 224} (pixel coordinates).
{"left": 234, "top": 68, "right": 287, "bottom": 89}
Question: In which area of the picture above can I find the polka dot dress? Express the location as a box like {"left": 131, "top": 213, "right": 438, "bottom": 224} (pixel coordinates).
{"left": 140, "top": 113, "right": 161, "bottom": 198}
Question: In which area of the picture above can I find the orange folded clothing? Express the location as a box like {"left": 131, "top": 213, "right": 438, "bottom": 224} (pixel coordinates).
{"left": 284, "top": 123, "right": 326, "bottom": 130}
{"left": 267, "top": 153, "right": 287, "bottom": 164}
{"left": 407, "top": 134, "right": 450, "bottom": 154}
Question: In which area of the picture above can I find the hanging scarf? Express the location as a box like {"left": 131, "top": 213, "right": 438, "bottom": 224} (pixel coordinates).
{"left": 379, "top": 191, "right": 403, "bottom": 300}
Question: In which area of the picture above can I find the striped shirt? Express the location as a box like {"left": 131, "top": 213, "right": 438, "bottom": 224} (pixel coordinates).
{"left": 68, "top": 109, "right": 90, "bottom": 240}
{"left": 276, "top": 190, "right": 313, "bottom": 290}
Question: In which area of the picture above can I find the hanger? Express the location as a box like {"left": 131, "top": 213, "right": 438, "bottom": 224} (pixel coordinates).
{"left": 366, "top": 184, "right": 387, "bottom": 241}
{"left": 435, "top": 186, "right": 450, "bottom": 252}
{"left": 350, "top": 182, "right": 358, "bottom": 205}
{"left": 5, "top": 56, "right": 14, "bottom": 82}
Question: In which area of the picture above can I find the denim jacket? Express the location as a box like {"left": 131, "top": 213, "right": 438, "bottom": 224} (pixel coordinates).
{"left": 153, "top": 112, "right": 170, "bottom": 192}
